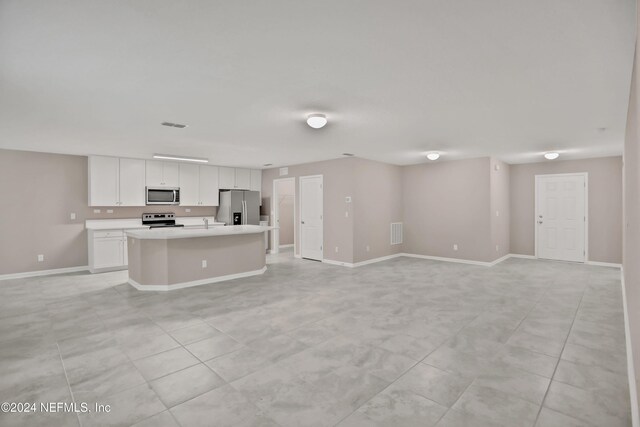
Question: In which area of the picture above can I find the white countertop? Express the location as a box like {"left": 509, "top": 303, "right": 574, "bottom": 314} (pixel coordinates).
{"left": 86, "top": 216, "right": 224, "bottom": 230}
{"left": 126, "top": 225, "right": 274, "bottom": 240}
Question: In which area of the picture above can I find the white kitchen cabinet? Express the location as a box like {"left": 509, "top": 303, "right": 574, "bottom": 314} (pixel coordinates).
{"left": 219, "top": 167, "right": 235, "bottom": 189}
{"left": 88, "top": 229, "right": 128, "bottom": 272}
{"left": 199, "top": 165, "right": 219, "bottom": 206}
{"left": 89, "top": 156, "right": 145, "bottom": 206}
{"left": 146, "top": 160, "right": 180, "bottom": 187}
{"left": 235, "top": 168, "right": 251, "bottom": 190}
{"left": 88, "top": 156, "right": 119, "bottom": 206}
{"left": 178, "top": 164, "right": 200, "bottom": 206}
{"left": 179, "top": 164, "right": 219, "bottom": 206}
{"left": 250, "top": 169, "right": 262, "bottom": 205}
{"left": 118, "top": 158, "right": 145, "bottom": 206}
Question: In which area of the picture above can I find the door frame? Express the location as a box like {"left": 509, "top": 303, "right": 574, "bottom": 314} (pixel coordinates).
{"left": 299, "top": 174, "right": 324, "bottom": 261}
{"left": 534, "top": 172, "right": 588, "bottom": 262}
{"left": 271, "top": 177, "right": 296, "bottom": 255}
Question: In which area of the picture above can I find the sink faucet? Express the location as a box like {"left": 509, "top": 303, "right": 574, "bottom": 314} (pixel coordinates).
{"left": 203, "top": 218, "right": 209, "bottom": 229}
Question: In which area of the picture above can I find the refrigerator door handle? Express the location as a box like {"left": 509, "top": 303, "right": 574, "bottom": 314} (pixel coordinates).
{"left": 242, "top": 200, "right": 247, "bottom": 225}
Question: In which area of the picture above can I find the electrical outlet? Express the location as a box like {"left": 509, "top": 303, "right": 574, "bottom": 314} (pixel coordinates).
{"left": 201, "top": 260, "right": 207, "bottom": 268}
{"left": 496, "top": 245, "right": 499, "bottom": 252}
{"left": 70, "top": 213, "right": 76, "bottom": 220}
{"left": 345, "top": 211, "right": 349, "bottom": 218}
{"left": 107, "top": 209, "right": 114, "bottom": 214}
{"left": 496, "top": 210, "right": 500, "bottom": 217}
{"left": 37, "top": 254, "right": 44, "bottom": 262}
{"left": 185, "top": 208, "right": 191, "bottom": 213}
{"left": 453, "top": 244, "right": 458, "bottom": 251}
{"left": 93, "top": 209, "right": 101, "bottom": 214}
{"left": 366, "top": 245, "right": 370, "bottom": 252}
{"left": 335, "top": 247, "right": 339, "bottom": 253}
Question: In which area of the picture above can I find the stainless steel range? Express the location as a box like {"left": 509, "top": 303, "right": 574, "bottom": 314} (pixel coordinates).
{"left": 142, "top": 213, "right": 185, "bottom": 229}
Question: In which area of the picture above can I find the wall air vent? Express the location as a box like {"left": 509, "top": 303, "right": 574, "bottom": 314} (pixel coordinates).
{"left": 391, "top": 222, "right": 403, "bottom": 245}
{"left": 342, "top": 153, "right": 355, "bottom": 157}
{"left": 161, "top": 122, "right": 188, "bottom": 129}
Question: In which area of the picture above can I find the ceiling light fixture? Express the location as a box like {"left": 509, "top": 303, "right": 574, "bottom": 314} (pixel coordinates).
{"left": 307, "top": 113, "right": 327, "bottom": 129}
{"left": 153, "top": 154, "right": 208, "bottom": 163}
{"left": 544, "top": 152, "right": 559, "bottom": 160}
{"left": 426, "top": 152, "right": 440, "bottom": 161}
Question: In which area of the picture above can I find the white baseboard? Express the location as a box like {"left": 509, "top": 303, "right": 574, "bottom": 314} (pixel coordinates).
{"left": 507, "top": 253, "right": 537, "bottom": 260}
{"left": 621, "top": 268, "right": 639, "bottom": 427}
{"left": 0, "top": 265, "right": 89, "bottom": 281}
{"left": 279, "top": 244, "right": 294, "bottom": 249}
{"left": 399, "top": 253, "right": 495, "bottom": 267}
{"left": 323, "top": 254, "right": 403, "bottom": 268}
{"left": 586, "top": 260, "right": 622, "bottom": 268}
{"left": 322, "top": 259, "right": 354, "bottom": 267}
{"left": 128, "top": 266, "right": 268, "bottom": 291}
{"left": 294, "top": 254, "right": 302, "bottom": 259}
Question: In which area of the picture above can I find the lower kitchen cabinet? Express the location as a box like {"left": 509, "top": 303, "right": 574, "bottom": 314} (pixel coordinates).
{"left": 88, "top": 229, "right": 128, "bottom": 272}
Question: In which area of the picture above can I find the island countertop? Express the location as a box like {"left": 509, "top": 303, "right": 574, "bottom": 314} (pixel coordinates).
{"left": 125, "top": 224, "right": 273, "bottom": 240}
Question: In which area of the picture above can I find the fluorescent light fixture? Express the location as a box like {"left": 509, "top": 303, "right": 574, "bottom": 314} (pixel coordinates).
{"left": 544, "top": 152, "right": 559, "bottom": 160}
{"left": 153, "top": 154, "right": 208, "bottom": 163}
{"left": 307, "top": 113, "right": 327, "bottom": 129}
{"left": 426, "top": 152, "right": 440, "bottom": 161}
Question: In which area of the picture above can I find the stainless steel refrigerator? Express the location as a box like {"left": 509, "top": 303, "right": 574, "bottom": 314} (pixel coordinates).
{"left": 218, "top": 190, "right": 260, "bottom": 225}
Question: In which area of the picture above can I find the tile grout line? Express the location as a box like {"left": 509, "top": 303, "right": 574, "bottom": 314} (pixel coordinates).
{"left": 56, "top": 342, "right": 82, "bottom": 427}
{"left": 531, "top": 278, "right": 589, "bottom": 426}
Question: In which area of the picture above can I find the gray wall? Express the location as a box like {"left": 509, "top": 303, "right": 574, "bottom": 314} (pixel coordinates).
{"left": 261, "top": 157, "right": 356, "bottom": 263}
{"left": 623, "top": 12, "right": 640, "bottom": 405}
{"left": 490, "top": 158, "right": 511, "bottom": 260}
{"left": 352, "top": 158, "right": 404, "bottom": 263}
{"left": 509, "top": 156, "right": 623, "bottom": 263}
{"left": 0, "top": 149, "right": 216, "bottom": 275}
{"left": 402, "top": 157, "right": 494, "bottom": 262}
{"left": 275, "top": 179, "right": 295, "bottom": 246}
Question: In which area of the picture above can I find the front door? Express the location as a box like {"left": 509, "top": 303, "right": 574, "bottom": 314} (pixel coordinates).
{"left": 300, "top": 175, "right": 323, "bottom": 261}
{"left": 536, "top": 173, "right": 586, "bottom": 262}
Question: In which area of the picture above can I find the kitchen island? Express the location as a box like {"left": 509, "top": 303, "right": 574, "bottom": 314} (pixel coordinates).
{"left": 125, "top": 225, "right": 272, "bottom": 291}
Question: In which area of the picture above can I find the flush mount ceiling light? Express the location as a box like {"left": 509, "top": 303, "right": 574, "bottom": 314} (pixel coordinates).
{"left": 426, "top": 152, "right": 440, "bottom": 161}
{"left": 306, "top": 113, "right": 327, "bottom": 129}
{"left": 544, "top": 152, "right": 560, "bottom": 160}
{"left": 161, "top": 121, "right": 188, "bottom": 129}
{"left": 153, "top": 154, "right": 208, "bottom": 163}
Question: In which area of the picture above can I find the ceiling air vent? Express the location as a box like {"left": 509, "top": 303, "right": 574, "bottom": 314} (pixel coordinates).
{"left": 342, "top": 153, "right": 355, "bottom": 157}
{"left": 161, "top": 122, "right": 188, "bottom": 129}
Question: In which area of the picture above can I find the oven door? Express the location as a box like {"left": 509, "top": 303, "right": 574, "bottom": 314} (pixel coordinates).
{"left": 146, "top": 187, "right": 179, "bottom": 205}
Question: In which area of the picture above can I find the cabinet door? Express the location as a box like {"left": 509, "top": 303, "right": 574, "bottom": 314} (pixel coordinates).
{"left": 88, "top": 156, "right": 119, "bottom": 206}
{"left": 235, "top": 168, "right": 251, "bottom": 190}
{"left": 179, "top": 163, "right": 200, "bottom": 206}
{"left": 93, "top": 238, "right": 123, "bottom": 269}
{"left": 119, "top": 158, "right": 146, "bottom": 206}
{"left": 250, "top": 169, "right": 262, "bottom": 205}
{"left": 199, "top": 165, "right": 219, "bottom": 206}
{"left": 163, "top": 162, "right": 180, "bottom": 187}
{"left": 218, "top": 167, "right": 235, "bottom": 189}
{"left": 145, "top": 160, "right": 164, "bottom": 186}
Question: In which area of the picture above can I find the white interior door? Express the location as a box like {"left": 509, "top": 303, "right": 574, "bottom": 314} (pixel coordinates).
{"left": 536, "top": 173, "right": 586, "bottom": 262}
{"left": 300, "top": 175, "right": 323, "bottom": 261}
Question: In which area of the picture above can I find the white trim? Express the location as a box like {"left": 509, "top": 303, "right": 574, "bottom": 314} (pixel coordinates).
{"left": 621, "top": 268, "right": 640, "bottom": 427}
{"left": 534, "top": 172, "right": 588, "bottom": 262}
{"left": 323, "top": 254, "right": 404, "bottom": 268}
{"left": 294, "top": 254, "right": 302, "bottom": 259}
{"left": 0, "top": 265, "right": 89, "bottom": 281}
{"left": 585, "top": 260, "right": 622, "bottom": 268}
{"left": 299, "top": 174, "right": 324, "bottom": 262}
{"left": 279, "top": 244, "right": 294, "bottom": 249}
{"left": 488, "top": 254, "right": 511, "bottom": 266}
{"left": 128, "top": 266, "right": 267, "bottom": 291}
{"left": 322, "top": 259, "right": 355, "bottom": 268}
{"left": 271, "top": 177, "right": 296, "bottom": 255}
{"left": 508, "top": 253, "right": 537, "bottom": 259}
{"left": 400, "top": 253, "right": 495, "bottom": 267}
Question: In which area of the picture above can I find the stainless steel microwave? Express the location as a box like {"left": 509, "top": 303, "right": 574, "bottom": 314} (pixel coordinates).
{"left": 146, "top": 187, "right": 180, "bottom": 205}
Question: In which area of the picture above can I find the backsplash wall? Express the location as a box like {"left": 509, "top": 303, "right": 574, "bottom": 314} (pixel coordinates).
{"left": 0, "top": 148, "right": 216, "bottom": 275}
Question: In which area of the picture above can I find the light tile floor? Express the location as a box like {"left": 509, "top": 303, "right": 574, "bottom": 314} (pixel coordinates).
{"left": 0, "top": 253, "right": 631, "bottom": 426}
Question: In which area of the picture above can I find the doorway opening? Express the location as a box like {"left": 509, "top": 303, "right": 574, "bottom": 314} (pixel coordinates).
{"left": 272, "top": 178, "right": 295, "bottom": 255}
{"left": 535, "top": 173, "right": 588, "bottom": 262}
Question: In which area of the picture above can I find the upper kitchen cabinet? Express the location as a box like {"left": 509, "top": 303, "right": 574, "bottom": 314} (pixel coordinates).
{"left": 179, "top": 164, "right": 219, "bottom": 206}
{"left": 88, "top": 156, "right": 145, "bottom": 206}
{"left": 235, "top": 168, "right": 251, "bottom": 190}
{"left": 218, "top": 167, "right": 235, "bottom": 189}
{"left": 250, "top": 169, "right": 262, "bottom": 192}
{"left": 146, "top": 160, "right": 179, "bottom": 187}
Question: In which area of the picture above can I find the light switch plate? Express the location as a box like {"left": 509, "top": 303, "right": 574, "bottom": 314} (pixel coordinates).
{"left": 70, "top": 213, "right": 76, "bottom": 220}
